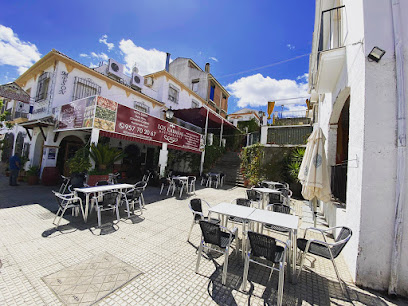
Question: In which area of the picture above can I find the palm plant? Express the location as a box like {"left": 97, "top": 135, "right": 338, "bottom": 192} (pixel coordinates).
{"left": 286, "top": 147, "right": 305, "bottom": 182}
{"left": 89, "top": 143, "right": 124, "bottom": 172}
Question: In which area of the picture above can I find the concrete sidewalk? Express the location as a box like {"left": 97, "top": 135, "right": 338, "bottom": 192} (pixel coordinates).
{"left": 0, "top": 175, "right": 405, "bottom": 305}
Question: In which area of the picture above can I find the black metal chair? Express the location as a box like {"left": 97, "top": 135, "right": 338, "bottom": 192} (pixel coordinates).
{"left": 200, "top": 173, "right": 209, "bottom": 186}
{"left": 196, "top": 220, "right": 237, "bottom": 285}
{"left": 134, "top": 181, "right": 147, "bottom": 208}
{"left": 264, "top": 203, "right": 294, "bottom": 234}
{"left": 159, "top": 177, "right": 171, "bottom": 195}
{"left": 246, "top": 189, "right": 261, "bottom": 208}
{"left": 187, "top": 198, "right": 220, "bottom": 241}
{"left": 96, "top": 180, "right": 109, "bottom": 186}
{"left": 268, "top": 192, "right": 283, "bottom": 205}
{"left": 227, "top": 198, "right": 252, "bottom": 225}
{"left": 242, "top": 231, "right": 288, "bottom": 306}
{"left": 92, "top": 191, "right": 121, "bottom": 227}
{"left": 122, "top": 188, "right": 143, "bottom": 217}
{"left": 52, "top": 191, "right": 84, "bottom": 228}
{"left": 297, "top": 226, "right": 352, "bottom": 295}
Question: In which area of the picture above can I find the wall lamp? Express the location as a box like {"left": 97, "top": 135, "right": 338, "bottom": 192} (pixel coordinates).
{"left": 165, "top": 107, "right": 174, "bottom": 120}
{"left": 368, "top": 46, "right": 386, "bottom": 62}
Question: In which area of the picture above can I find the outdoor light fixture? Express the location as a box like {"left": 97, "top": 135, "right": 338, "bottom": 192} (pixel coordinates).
{"left": 368, "top": 46, "right": 386, "bottom": 62}
{"left": 165, "top": 107, "right": 174, "bottom": 120}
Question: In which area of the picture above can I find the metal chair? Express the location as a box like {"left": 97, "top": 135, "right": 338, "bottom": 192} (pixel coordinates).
{"left": 188, "top": 176, "right": 197, "bottom": 193}
{"left": 196, "top": 220, "right": 237, "bottom": 285}
{"left": 134, "top": 181, "right": 147, "bottom": 208}
{"left": 277, "top": 188, "right": 292, "bottom": 206}
{"left": 219, "top": 173, "right": 225, "bottom": 187}
{"left": 264, "top": 203, "right": 294, "bottom": 234}
{"left": 242, "top": 231, "right": 288, "bottom": 306}
{"left": 59, "top": 175, "right": 70, "bottom": 194}
{"left": 92, "top": 191, "right": 121, "bottom": 227}
{"left": 96, "top": 180, "right": 109, "bottom": 186}
{"left": 297, "top": 226, "right": 352, "bottom": 295}
{"left": 52, "top": 191, "right": 84, "bottom": 227}
{"left": 268, "top": 192, "right": 284, "bottom": 205}
{"left": 246, "top": 189, "right": 261, "bottom": 208}
{"left": 208, "top": 173, "right": 220, "bottom": 188}
{"left": 122, "top": 188, "right": 143, "bottom": 217}
{"left": 200, "top": 173, "right": 209, "bottom": 186}
{"left": 170, "top": 177, "right": 187, "bottom": 197}
{"left": 159, "top": 177, "right": 171, "bottom": 195}
{"left": 187, "top": 198, "right": 220, "bottom": 241}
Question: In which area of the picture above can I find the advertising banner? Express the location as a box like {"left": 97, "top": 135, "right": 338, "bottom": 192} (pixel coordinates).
{"left": 57, "top": 96, "right": 96, "bottom": 129}
{"left": 115, "top": 103, "right": 201, "bottom": 152}
{"left": 57, "top": 96, "right": 202, "bottom": 152}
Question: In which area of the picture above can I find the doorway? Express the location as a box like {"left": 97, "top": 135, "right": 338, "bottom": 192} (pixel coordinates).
{"left": 57, "top": 136, "right": 84, "bottom": 176}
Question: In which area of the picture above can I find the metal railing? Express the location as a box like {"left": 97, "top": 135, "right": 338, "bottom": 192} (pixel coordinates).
{"left": 266, "top": 125, "right": 312, "bottom": 145}
{"left": 331, "top": 163, "right": 347, "bottom": 203}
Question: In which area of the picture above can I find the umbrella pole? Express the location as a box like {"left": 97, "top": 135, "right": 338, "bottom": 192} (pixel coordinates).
{"left": 312, "top": 197, "right": 318, "bottom": 227}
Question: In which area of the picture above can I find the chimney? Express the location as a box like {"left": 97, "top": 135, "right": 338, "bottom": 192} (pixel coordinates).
{"left": 205, "top": 62, "right": 210, "bottom": 73}
{"left": 165, "top": 53, "right": 171, "bottom": 72}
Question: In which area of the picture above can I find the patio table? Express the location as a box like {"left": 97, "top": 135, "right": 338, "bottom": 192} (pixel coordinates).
{"left": 252, "top": 187, "right": 282, "bottom": 209}
{"left": 262, "top": 180, "right": 286, "bottom": 190}
{"left": 74, "top": 183, "right": 134, "bottom": 222}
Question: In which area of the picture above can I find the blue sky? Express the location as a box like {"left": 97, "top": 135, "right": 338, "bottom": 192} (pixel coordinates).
{"left": 0, "top": 0, "right": 315, "bottom": 114}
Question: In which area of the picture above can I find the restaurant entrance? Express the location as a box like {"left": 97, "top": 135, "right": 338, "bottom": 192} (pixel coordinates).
{"left": 57, "top": 136, "right": 84, "bottom": 176}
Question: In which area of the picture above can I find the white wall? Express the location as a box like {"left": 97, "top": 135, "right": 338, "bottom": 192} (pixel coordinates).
{"left": 314, "top": 0, "right": 408, "bottom": 296}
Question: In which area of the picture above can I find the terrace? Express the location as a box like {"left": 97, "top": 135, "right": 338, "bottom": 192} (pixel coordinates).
{"left": 0, "top": 174, "right": 403, "bottom": 305}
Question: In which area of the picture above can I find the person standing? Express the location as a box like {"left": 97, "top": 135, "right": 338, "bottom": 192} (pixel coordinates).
{"left": 9, "top": 153, "right": 21, "bottom": 186}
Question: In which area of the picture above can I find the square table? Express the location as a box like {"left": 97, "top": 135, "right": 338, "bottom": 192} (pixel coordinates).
{"left": 252, "top": 187, "right": 283, "bottom": 209}
{"left": 262, "top": 180, "right": 286, "bottom": 190}
{"left": 248, "top": 209, "right": 299, "bottom": 281}
{"left": 75, "top": 183, "right": 134, "bottom": 222}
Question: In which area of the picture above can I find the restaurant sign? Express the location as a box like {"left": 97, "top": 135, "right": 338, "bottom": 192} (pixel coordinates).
{"left": 57, "top": 96, "right": 202, "bottom": 152}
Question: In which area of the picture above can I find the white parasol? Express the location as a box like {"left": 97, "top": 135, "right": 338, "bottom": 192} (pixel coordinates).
{"left": 298, "top": 128, "right": 331, "bottom": 225}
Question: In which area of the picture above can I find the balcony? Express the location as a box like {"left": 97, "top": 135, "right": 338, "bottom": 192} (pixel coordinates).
{"left": 315, "top": 5, "right": 346, "bottom": 93}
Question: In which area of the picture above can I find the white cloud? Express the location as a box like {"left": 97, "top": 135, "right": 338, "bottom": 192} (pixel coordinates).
{"left": 119, "top": 39, "right": 167, "bottom": 75}
{"left": 209, "top": 57, "right": 218, "bottom": 62}
{"left": 89, "top": 62, "right": 99, "bottom": 68}
{"left": 287, "top": 44, "right": 295, "bottom": 50}
{"left": 226, "top": 73, "right": 308, "bottom": 108}
{"left": 99, "top": 34, "right": 114, "bottom": 51}
{"left": 90, "top": 52, "right": 108, "bottom": 61}
{"left": 297, "top": 73, "right": 309, "bottom": 81}
{"left": 0, "top": 24, "right": 41, "bottom": 75}
{"left": 80, "top": 53, "right": 89, "bottom": 57}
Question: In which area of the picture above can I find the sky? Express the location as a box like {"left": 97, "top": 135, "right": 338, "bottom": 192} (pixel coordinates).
{"left": 0, "top": 0, "right": 315, "bottom": 115}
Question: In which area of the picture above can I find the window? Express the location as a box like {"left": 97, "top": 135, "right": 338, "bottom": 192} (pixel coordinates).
{"left": 134, "top": 101, "right": 150, "bottom": 114}
{"left": 192, "top": 79, "right": 199, "bottom": 92}
{"left": 168, "top": 85, "right": 179, "bottom": 103}
{"left": 35, "top": 72, "right": 50, "bottom": 102}
{"left": 72, "top": 77, "right": 101, "bottom": 101}
{"left": 191, "top": 100, "right": 199, "bottom": 108}
{"left": 209, "top": 84, "right": 215, "bottom": 101}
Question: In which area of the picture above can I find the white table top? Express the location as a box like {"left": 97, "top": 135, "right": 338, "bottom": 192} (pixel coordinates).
{"left": 209, "top": 202, "right": 256, "bottom": 219}
{"left": 74, "top": 183, "right": 134, "bottom": 194}
{"left": 252, "top": 187, "right": 281, "bottom": 194}
{"left": 248, "top": 209, "right": 299, "bottom": 230}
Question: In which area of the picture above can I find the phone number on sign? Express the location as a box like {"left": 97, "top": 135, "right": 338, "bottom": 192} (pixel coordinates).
{"left": 118, "top": 122, "right": 157, "bottom": 137}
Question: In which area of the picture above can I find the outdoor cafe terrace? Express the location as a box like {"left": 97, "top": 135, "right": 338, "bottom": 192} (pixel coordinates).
{"left": 0, "top": 173, "right": 404, "bottom": 306}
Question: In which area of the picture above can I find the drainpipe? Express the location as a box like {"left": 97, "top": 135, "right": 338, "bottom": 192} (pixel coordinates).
{"left": 389, "top": 0, "right": 406, "bottom": 295}
{"left": 200, "top": 107, "right": 209, "bottom": 175}
{"left": 165, "top": 53, "right": 171, "bottom": 72}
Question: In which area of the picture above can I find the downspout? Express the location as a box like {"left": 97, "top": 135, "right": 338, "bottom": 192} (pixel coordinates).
{"left": 200, "top": 107, "right": 209, "bottom": 175}
{"left": 389, "top": 0, "right": 406, "bottom": 295}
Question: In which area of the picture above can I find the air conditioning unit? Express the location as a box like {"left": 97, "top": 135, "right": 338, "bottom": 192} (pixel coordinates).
{"left": 107, "top": 59, "right": 124, "bottom": 80}
{"left": 144, "top": 76, "right": 154, "bottom": 87}
{"left": 207, "top": 133, "right": 213, "bottom": 146}
{"left": 130, "top": 71, "right": 144, "bottom": 91}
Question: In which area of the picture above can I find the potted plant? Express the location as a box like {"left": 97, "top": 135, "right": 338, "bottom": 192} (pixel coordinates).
{"left": 27, "top": 165, "right": 40, "bottom": 185}
{"left": 18, "top": 156, "right": 29, "bottom": 182}
{"left": 67, "top": 146, "right": 92, "bottom": 177}
{"left": 87, "top": 143, "right": 125, "bottom": 186}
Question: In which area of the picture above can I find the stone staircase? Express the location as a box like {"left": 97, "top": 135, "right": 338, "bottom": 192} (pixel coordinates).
{"left": 210, "top": 151, "right": 245, "bottom": 187}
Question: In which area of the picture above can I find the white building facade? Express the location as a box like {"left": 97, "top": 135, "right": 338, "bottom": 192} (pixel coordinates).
{"left": 309, "top": 0, "right": 408, "bottom": 296}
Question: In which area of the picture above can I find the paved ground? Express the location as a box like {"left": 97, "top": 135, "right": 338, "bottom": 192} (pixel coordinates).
{"left": 0, "top": 174, "right": 406, "bottom": 305}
